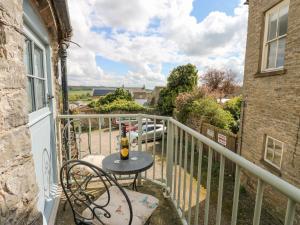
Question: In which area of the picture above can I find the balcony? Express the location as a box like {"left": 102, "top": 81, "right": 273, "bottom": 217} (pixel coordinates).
{"left": 55, "top": 114, "right": 300, "bottom": 225}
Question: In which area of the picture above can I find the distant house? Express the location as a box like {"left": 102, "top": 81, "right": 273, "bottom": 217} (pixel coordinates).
{"left": 92, "top": 87, "right": 116, "bottom": 97}
{"left": 127, "top": 87, "right": 152, "bottom": 105}
{"left": 240, "top": 0, "right": 300, "bottom": 221}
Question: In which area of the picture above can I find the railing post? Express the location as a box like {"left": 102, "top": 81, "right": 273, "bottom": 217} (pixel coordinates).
{"left": 138, "top": 114, "right": 142, "bottom": 152}
{"left": 166, "top": 120, "right": 173, "bottom": 195}
{"left": 137, "top": 114, "right": 143, "bottom": 185}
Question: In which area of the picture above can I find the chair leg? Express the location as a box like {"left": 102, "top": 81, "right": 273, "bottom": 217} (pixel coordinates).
{"left": 144, "top": 216, "right": 151, "bottom": 225}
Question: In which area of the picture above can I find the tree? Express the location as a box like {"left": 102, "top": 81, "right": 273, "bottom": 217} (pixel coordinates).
{"left": 167, "top": 64, "right": 198, "bottom": 92}
{"left": 157, "top": 64, "right": 198, "bottom": 115}
{"left": 201, "top": 69, "right": 237, "bottom": 98}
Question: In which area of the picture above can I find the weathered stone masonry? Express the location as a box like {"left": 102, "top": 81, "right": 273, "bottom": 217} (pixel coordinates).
{"left": 0, "top": 0, "right": 41, "bottom": 224}
{"left": 241, "top": 0, "right": 300, "bottom": 223}
{"left": 0, "top": 0, "right": 71, "bottom": 224}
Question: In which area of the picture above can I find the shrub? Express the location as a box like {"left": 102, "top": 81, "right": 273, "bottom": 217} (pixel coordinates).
{"left": 190, "top": 98, "right": 235, "bottom": 131}
{"left": 223, "top": 96, "right": 242, "bottom": 120}
{"left": 175, "top": 88, "right": 207, "bottom": 122}
{"left": 99, "top": 88, "right": 133, "bottom": 105}
{"left": 223, "top": 96, "right": 242, "bottom": 133}
{"left": 97, "top": 99, "right": 145, "bottom": 113}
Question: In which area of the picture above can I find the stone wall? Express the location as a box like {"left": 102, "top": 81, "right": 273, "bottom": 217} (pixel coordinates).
{"left": 241, "top": 0, "right": 300, "bottom": 222}
{"left": 0, "top": 0, "right": 63, "bottom": 224}
{"left": 0, "top": 0, "right": 42, "bottom": 224}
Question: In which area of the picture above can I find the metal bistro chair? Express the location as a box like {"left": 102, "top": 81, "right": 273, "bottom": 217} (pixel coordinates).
{"left": 60, "top": 160, "right": 159, "bottom": 225}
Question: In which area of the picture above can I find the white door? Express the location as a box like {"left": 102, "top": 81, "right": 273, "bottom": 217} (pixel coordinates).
{"left": 24, "top": 26, "right": 57, "bottom": 224}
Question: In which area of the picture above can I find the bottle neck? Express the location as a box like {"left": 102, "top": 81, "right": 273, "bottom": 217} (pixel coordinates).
{"left": 121, "top": 125, "right": 126, "bottom": 138}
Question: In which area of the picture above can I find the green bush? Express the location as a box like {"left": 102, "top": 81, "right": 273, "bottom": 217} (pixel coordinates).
{"left": 190, "top": 98, "right": 235, "bottom": 131}
{"left": 99, "top": 88, "right": 133, "bottom": 105}
{"left": 223, "top": 96, "right": 242, "bottom": 120}
{"left": 223, "top": 96, "right": 242, "bottom": 133}
{"left": 175, "top": 88, "right": 207, "bottom": 123}
{"left": 97, "top": 99, "right": 145, "bottom": 113}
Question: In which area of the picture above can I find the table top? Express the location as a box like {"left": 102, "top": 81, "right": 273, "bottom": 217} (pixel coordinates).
{"left": 102, "top": 151, "right": 153, "bottom": 175}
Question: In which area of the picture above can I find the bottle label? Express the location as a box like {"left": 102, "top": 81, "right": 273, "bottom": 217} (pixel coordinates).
{"left": 121, "top": 148, "right": 129, "bottom": 157}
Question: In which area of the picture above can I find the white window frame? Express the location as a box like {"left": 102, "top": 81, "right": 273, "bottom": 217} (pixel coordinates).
{"left": 24, "top": 25, "right": 49, "bottom": 117}
{"left": 264, "top": 135, "right": 284, "bottom": 169}
{"left": 261, "top": 0, "right": 289, "bottom": 72}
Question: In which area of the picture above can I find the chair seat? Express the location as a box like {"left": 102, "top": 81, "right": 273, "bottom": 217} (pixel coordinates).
{"left": 82, "top": 186, "right": 159, "bottom": 225}
{"left": 77, "top": 155, "right": 105, "bottom": 175}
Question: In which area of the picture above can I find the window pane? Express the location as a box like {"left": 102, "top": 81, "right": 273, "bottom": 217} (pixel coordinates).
{"left": 267, "top": 137, "right": 274, "bottom": 148}
{"left": 27, "top": 77, "right": 35, "bottom": 112}
{"left": 276, "top": 38, "right": 286, "bottom": 68}
{"left": 35, "top": 79, "right": 46, "bottom": 110}
{"left": 274, "top": 141, "right": 283, "bottom": 153}
{"left": 268, "top": 12, "right": 278, "bottom": 41}
{"left": 278, "top": 5, "right": 289, "bottom": 36}
{"left": 24, "top": 38, "right": 33, "bottom": 75}
{"left": 266, "top": 148, "right": 274, "bottom": 161}
{"left": 34, "top": 45, "right": 44, "bottom": 78}
{"left": 273, "top": 152, "right": 281, "bottom": 167}
{"left": 267, "top": 41, "right": 277, "bottom": 69}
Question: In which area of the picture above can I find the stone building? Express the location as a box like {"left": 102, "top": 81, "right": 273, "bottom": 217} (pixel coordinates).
{"left": 240, "top": 0, "right": 300, "bottom": 222}
{"left": 0, "top": 0, "right": 71, "bottom": 224}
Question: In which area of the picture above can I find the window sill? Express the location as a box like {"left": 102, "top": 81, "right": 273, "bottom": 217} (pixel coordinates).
{"left": 255, "top": 69, "right": 287, "bottom": 78}
{"left": 260, "top": 159, "right": 282, "bottom": 176}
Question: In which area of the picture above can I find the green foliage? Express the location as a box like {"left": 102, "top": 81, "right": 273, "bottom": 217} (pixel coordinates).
{"left": 97, "top": 99, "right": 145, "bottom": 113}
{"left": 167, "top": 64, "right": 198, "bottom": 92}
{"left": 68, "top": 90, "right": 92, "bottom": 102}
{"left": 190, "top": 98, "right": 235, "bottom": 131}
{"left": 157, "top": 88, "right": 177, "bottom": 115}
{"left": 88, "top": 88, "right": 144, "bottom": 113}
{"left": 175, "top": 89, "right": 234, "bottom": 131}
{"left": 157, "top": 64, "right": 198, "bottom": 115}
{"left": 99, "top": 88, "right": 133, "bottom": 105}
{"left": 175, "top": 88, "right": 206, "bottom": 122}
{"left": 223, "top": 96, "right": 242, "bottom": 133}
{"left": 223, "top": 96, "right": 242, "bottom": 120}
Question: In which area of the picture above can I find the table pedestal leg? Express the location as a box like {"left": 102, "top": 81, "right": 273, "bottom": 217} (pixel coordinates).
{"left": 131, "top": 173, "right": 139, "bottom": 191}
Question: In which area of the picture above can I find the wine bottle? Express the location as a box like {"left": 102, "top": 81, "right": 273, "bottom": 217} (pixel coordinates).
{"left": 120, "top": 124, "right": 129, "bottom": 160}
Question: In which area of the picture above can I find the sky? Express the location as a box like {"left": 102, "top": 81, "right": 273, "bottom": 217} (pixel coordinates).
{"left": 67, "top": 0, "right": 248, "bottom": 89}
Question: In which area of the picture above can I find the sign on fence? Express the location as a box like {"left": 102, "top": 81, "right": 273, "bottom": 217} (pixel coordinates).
{"left": 217, "top": 134, "right": 227, "bottom": 146}
{"left": 207, "top": 129, "right": 215, "bottom": 137}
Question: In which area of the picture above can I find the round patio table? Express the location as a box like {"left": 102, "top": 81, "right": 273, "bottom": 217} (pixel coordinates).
{"left": 102, "top": 151, "right": 153, "bottom": 191}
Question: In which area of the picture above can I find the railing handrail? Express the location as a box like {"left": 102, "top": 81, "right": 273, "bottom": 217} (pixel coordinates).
{"left": 57, "top": 113, "right": 300, "bottom": 203}
{"left": 170, "top": 118, "right": 300, "bottom": 203}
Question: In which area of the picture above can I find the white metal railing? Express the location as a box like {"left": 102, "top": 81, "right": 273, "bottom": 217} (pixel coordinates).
{"left": 57, "top": 113, "right": 300, "bottom": 225}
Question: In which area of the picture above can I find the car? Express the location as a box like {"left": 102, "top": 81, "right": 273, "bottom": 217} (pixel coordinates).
{"left": 114, "top": 117, "right": 138, "bottom": 127}
{"left": 116, "top": 123, "right": 166, "bottom": 146}
{"left": 129, "top": 124, "right": 166, "bottom": 143}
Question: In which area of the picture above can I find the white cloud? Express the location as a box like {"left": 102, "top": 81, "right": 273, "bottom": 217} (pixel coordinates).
{"left": 67, "top": 0, "right": 248, "bottom": 88}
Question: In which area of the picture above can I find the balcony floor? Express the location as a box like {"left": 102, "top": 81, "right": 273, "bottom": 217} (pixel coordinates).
{"left": 55, "top": 181, "right": 182, "bottom": 225}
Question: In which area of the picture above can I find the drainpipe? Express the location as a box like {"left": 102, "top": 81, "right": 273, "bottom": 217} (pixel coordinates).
{"left": 59, "top": 42, "right": 70, "bottom": 161}
{"left": 237, "top": 99, "right": 246, "bottom": 155}
{"left": 59, "top": 42, "right": 69, "bottom": 115}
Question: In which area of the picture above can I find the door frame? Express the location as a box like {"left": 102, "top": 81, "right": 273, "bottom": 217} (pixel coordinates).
{"left": 23, "top": 1, "right": 60, "bottom": 223}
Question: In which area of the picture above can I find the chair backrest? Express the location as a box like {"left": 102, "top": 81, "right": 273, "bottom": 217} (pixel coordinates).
{"left": 60, "top": 160, "right": 133, "bottom": 225}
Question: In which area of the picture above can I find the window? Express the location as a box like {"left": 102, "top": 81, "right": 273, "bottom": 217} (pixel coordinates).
{"left": 261, "top": 0, "right": 289, "bottom": 71}
{"left": 264, "top": 136, "right": 284, "bottom": 169}
{"left": 24, "top": 37, "right": 47, "bottom": 113}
